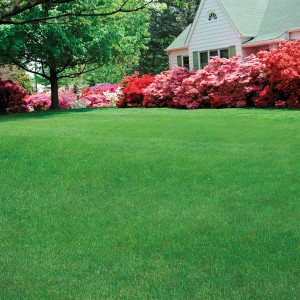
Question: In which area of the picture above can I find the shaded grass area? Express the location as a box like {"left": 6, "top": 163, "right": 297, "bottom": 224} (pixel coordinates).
{"left": 0, "top": 108, "right": 299, "bottom": 299}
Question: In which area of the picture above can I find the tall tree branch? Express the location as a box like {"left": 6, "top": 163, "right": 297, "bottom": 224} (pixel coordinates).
{"left": 11, "top": 60, "right": 50, "bottom": 79}
{"left": 0, "top": 0, "right": 153, "bottom": 25}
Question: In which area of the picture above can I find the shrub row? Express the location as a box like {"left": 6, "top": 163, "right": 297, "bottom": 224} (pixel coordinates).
{"left": 0, "top": 82, "right": 121, "bottom": 113}
{"left": 1, "top": 40, "right": 299, "bottom": 113}
{"left": 117, "top": 40, "right": 300, "bottom": 109}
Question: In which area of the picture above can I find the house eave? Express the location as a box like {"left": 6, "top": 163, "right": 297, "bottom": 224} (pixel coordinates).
{"left": 287, "top": 27, "right": 300, "bottom": 33}
{"left": 240, "top": 34, "right": 255, "bottom": 38}
{"left": 165, "top": 46, "right": 188, "bottom": 53}
{"left": 241, "top": 39, "right": 281, "bottom": 48}
{"left": 242, "top": 30, "right": 291, "bottom": 48}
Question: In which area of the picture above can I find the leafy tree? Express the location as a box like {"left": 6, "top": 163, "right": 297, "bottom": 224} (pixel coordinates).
{"left": 137, "top": 0, "right": 200, "bottom": 74}
{"left": 0, "top": 0, "right": 153, "bottom": 25}
{"left": 0, "top": 2, "right": 150, "bottom": 109}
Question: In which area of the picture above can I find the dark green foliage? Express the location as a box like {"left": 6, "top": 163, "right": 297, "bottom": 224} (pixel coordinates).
{"left": 137, "top": 0, "right": 201, "bottom": 74}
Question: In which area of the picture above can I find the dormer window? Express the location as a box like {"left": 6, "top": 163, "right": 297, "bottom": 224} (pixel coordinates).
{"left": 208, "top": 12, "right": 217, "bottom": 21}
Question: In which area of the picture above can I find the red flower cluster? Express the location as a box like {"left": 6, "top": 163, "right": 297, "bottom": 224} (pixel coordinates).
{"left": 256, "top": 40, "right": 300, "bottom": 108}
{"left": 116, "top": 72, "right": 155, "bottom": 107}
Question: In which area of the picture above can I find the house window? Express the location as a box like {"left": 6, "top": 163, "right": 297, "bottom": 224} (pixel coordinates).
{"left": 200, "top": 51, "right": 208, "bottom": 69}
{"left": 177, "top": 56, "right": 189, "bottom": 68}
{"left": 208, "top": 12, "right": 217, "bottom": 21}
{"left": 198, "top": 47, "right": 233, "bottom": 69}
{"left": 183, "top": 56, "right": 189, "bottom": 68}
{"left": 209, "top": 50, "right": 218, "bottom": 58}
{"left": 220, "top": 49, "right": 229, "bottom": 58}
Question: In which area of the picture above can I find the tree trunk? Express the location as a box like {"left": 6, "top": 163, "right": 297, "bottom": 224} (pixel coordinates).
{"left": 49, "top": 67, "right": 60, "bottom": 110}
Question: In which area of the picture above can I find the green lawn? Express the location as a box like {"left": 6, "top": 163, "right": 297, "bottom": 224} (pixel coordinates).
{"left": 0, "top": 108, "right": 299, "bottom": 299}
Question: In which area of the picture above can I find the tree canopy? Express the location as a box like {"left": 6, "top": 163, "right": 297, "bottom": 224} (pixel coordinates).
{"left": 0, "top": 1, "right": 150, "bottom": 109}
{"left": 137, "top": 0, "right": 200, "bottom": 74}
{"left": 0, "top": 0, "right": 153, "bottom": 25}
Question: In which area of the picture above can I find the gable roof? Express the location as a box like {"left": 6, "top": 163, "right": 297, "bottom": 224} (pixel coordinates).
{"left": 244, "top": 0, "right": 300, "bottom": 45}
{"left": 166, "top": 24, "right": 191, "bottom": 51}
{"left": 169, "top": 0, "right": 300, "bottom": 50}
{"left": 219, "top": 0, "right": 269, "bottom": 36}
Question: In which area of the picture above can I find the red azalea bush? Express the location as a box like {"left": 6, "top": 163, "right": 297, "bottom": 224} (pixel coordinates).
{"left": 0, "top": 78, "right": 27, "bottom": 113}
{"left": 117, "top": 72, "right": 155, "bottom": 107}
{"left": 143, "top": 66, "right": 191, "bottom": 107}
{"left": 173, "top": 55, "right": 266, "bottom": 109}
{"left": 256, "top": 40, "right": 300, "bottom": 108}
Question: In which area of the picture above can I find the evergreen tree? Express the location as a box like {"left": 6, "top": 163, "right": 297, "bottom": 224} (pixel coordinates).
{"left": 137, "top": 0, "right": 200, "bottom": 74}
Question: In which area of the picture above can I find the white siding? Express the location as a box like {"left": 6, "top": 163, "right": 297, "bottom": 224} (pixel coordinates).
{"left": 188, "top": 0, "right": 242, "bottom": 69}
{"left": 290, "top": 31, "right": 300, "bottom": 40}
{"left": 168, "top": 49, "right": 189, "bottom": 68}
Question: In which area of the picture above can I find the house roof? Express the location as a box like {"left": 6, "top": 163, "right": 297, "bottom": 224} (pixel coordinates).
{"left": 219, "top": 0, "right": 269, "bottom": 37}
{"left": 166, "top": 24, "right": 191, "bottom": 51}
{"left": 243, "top": 32, "right": 285, "bottom": 45}
{"left": 221, "top": 0, "right": 300, "bottom": 44}
{"left": 245, "top": 0, "right": 300, "bottom": 45}
{"left": 168, "top": 0, "right": 300, "bottom": 50}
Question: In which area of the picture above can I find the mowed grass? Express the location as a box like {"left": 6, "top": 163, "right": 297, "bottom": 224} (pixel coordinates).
{"left": 0, "top": 108, "right": 299, "bottom": 299}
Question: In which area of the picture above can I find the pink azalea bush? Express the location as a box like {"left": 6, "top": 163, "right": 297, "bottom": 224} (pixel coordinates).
{"left": 57, "top": 89, "right": 78, "bottom": 109}
{"left": 80, "top": 83, "right": 121, "bottom": 107}
{"left": 173, "top": 55, "right": 266, "bottom": 109}
{"left": 24, "top": 91, "right": 51, "bottom": 111}
{"left": 143, "top": 66, "right": 191, "bottom": 107}
{"left": 24, "top": 89, "right": 78, "bottom": 111}
{"left": 82, "top": 94, "right": 110, "bottom": 108}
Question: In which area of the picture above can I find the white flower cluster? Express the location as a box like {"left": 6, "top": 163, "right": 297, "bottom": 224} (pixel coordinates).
{"left": 69, "top": 99, "right": 90, "bottom": 109}
{"left": 103, "top": 87, "right": 123, "bottom": 106}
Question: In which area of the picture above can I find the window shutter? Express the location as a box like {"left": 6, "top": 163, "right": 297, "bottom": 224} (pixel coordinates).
{"left": 193, "top": 51, "right": 199, "bottom": 70}
{"left": 177, "top": 56, "right": 183, "bottom": 67}
{"left": 229, "top": 45, "right": 236, "bottom": 58}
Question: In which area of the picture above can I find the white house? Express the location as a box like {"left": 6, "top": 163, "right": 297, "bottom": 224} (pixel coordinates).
{"left": 166, "top": 0, "right": 300, "bottom": 70}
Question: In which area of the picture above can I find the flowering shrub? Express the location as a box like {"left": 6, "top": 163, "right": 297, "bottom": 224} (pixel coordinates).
{"left": 117, "top": 72, "right": 155, "bottom": 107}
{"left": 83, "top": 94, "right": 110, "bottom": 108}
{"left": 24, "top": 91, "right": 51, "bottom": 111}
{"left": 80, "top": 83, "right": 121, "bottom": 107}
{"left": 256, "top": 40, "right": 300, "bottom": 108}
{"left": 143, "top": 66, "right": 191, "bottom": 107}
{"left": 58, "top": 89, "right": 78, "bottom": 109}
{"left": 0, "top": 78, "right": 27, "bottom": 113}
{"left": 24, "top": 89, "right": 78, "bottom": 111}
{"left": 91, "top": 83, "right": 120, "bottom": 93}
{"left": 173, "top": 55, "right": 266, "bottom": 108}
{"left": 69, "top": 99, "right": 90, "bottom": 109}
